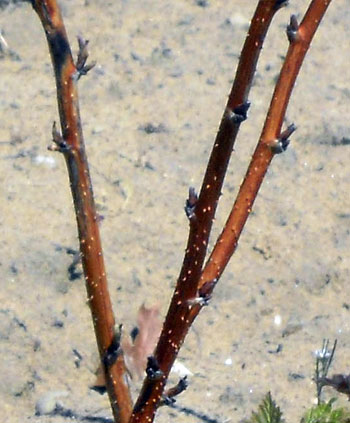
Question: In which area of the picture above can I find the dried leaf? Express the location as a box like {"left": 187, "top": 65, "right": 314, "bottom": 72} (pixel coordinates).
{"left": 90, "top": 304, "right": 162, "bottom": 391}
{"left": 122, "top": 304, "right": 162, "bottom": 380}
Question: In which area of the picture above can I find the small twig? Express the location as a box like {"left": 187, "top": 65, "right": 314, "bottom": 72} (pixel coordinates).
{"left": 31, "top": 1, "right": 132, "bottom": 422}
{"left": 160, "top": 377, "right": 188, "bottom": 406}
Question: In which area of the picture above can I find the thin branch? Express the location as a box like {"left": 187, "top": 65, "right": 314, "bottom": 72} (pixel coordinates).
{"left": 130, "top": 1, "right": 287, "bottom": 421}
{"left": 31, "top": 1, "right": 132, "bottom": 422}
{"left": 199, "top": 0, "right": 332, "bottom": 291}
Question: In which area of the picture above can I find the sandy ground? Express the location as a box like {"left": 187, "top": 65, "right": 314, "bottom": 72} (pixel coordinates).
{"left": 0, "top": 0, "right": 349, "bottom": 422}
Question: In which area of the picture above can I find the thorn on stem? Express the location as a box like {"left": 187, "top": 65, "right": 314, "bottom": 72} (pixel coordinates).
{"left": 75, "top": 36, "right": 96, "bottom": 80}
{"left": 269, "top": 123, "right": 296, "bottom": 154}
{"left": 49, "top": 121, "right": 70, "bottom": 153}
{"left": 146, "top": 356, "right": 164, "bottom": 381}
{"left": 287, "top": 15, "right": 299, "bottom": 43}
{"left": 185, "top": 187, "right": 198, "bottom": 220}
{"left": 227, "top": 101, "right": 250, "bottom": 124}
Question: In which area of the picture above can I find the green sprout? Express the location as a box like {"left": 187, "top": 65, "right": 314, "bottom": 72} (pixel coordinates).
{"left": 248, "top": 392, "right": 285, "bottom": 423}
{"left": 301, "top": 399, "right": 350, "bottom": 423}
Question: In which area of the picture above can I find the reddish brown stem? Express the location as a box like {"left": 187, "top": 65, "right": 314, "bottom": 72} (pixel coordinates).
{"left": 200, "top": 0, "right": 332, "bottom": 291}
{"left": 31, "top": 1, "right": 132, "bottom": 422}
{"left": 130, "top": 1, "right": 286, "bottom": 421}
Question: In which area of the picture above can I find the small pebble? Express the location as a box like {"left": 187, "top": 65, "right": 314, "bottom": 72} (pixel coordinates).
{"left": 226, "top": 13, "right": 249, "bottom": 29}
{"left": 171, "top": 360, "right": 193, "bottom": 377}
{"left": 35, "top": 390, "right": 68, "bottom": 415}
{"left": 33, "top": 155, "right": 56, "bottom": 168}
{"left": 274, "top": 314, "right": 282, "bottom": 326}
